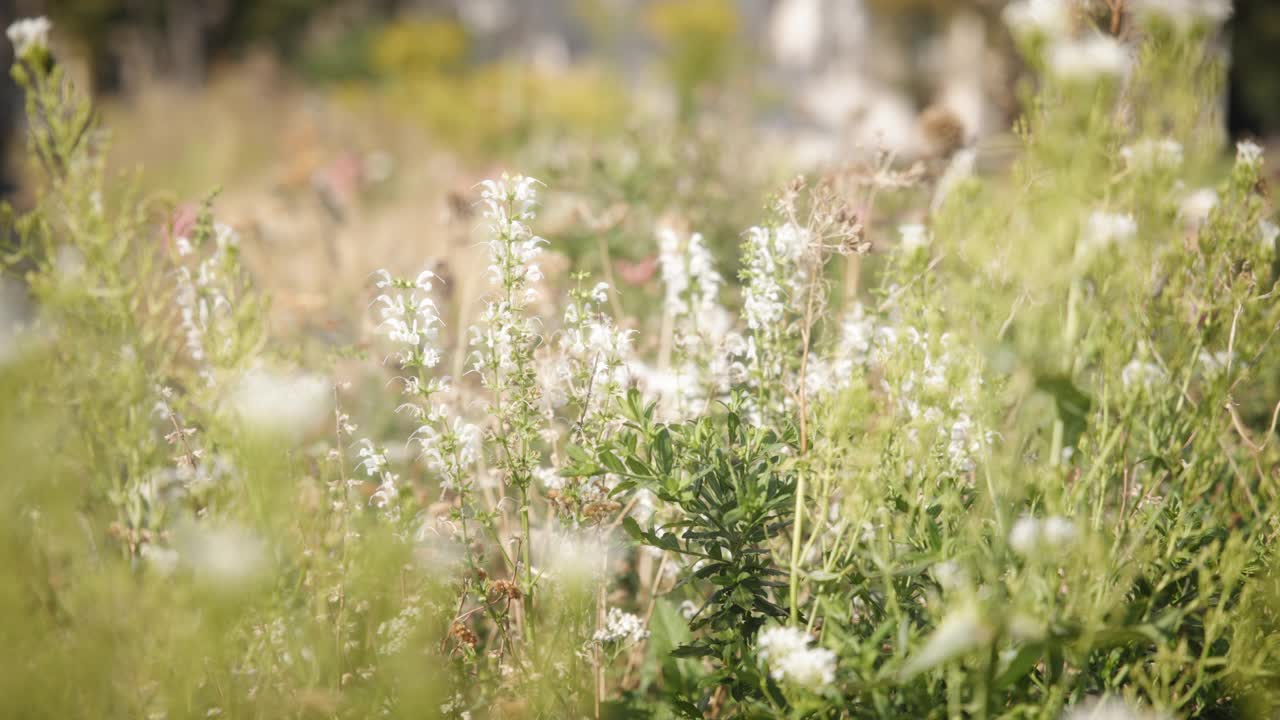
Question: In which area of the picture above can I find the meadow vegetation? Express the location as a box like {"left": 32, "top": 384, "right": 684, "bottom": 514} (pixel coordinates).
{"left": 2, "top": 3, "right": 1279, "bottom": 718}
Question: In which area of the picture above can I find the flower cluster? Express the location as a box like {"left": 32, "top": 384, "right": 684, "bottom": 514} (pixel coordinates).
{"left": 228, "top": 367, "right": 330, "bottom": 441}
{"left": 373, "top": 269, "right": 442, "bottom": 369}
{"left": 174, "top": 222, "right": 241, "bottom": 386}
{"left": 356, "top": 439, "right": 400, "bottom": 512}
{"left": 6, "top": 17, "right": 50, "bottom": 57}
{"left": 756, "top": 626, "right": 836, "bottom": 689}
{"left": 468, "top": 175, "right": 548, "bottom": 491}
{"left": 1078, "top": 210, "right": 1138, "bottom": 259}
{"left": 1008, "top": 515, "right": 1079, "bottom": 558}
{"left": 1121, "top": 138, "right": 1184, "bottom": 171}
{"left": 592, "top": 607, "right": 649, "bottom": 646}
{"left": 636, "top": 226, "right": 739, "bottom": 419}
{"left": 412, "top": 403, "right": 481, "bottom": 494}
{"left": 1048, "top": 34, "right": 1131, "bottom": 80}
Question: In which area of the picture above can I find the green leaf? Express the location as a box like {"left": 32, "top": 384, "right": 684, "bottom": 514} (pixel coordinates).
{"left": 671, "top": 643, "right": 715, "bottom": 658}
{"left": 621, "top": 516, "right": 644, "bottom": 543}
{"left": 995, "top": 643, "right": 1045, "bottom": 690}
{"left": 1036, "top": 374, "right": 1093, "bottom": 449}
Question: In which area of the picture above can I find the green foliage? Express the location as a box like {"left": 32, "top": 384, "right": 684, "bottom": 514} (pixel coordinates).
{"left": 644, "top": 0, "right": 742, "bottom": 119}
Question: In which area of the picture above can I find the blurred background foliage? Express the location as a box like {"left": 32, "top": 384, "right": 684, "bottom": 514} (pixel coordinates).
{"left": 0, "top": 0, "right": 1276, "bottom": 350}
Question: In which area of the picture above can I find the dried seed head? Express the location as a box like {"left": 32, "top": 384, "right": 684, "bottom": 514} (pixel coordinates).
{"left": 489, "top": 579, "right": 523, "bottom": 601}
{"left": 450, "top": 621, "right": 478, "bottom": 648}
{"left": 583, "top": 500, "right": 622, "bottom": 523}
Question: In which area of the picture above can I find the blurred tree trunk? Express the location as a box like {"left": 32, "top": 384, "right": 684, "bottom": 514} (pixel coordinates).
{"left": 164, "top": 0, "right": 228, "bottom": 86}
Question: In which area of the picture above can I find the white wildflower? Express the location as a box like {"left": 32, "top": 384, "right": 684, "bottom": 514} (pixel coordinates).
{"left": 412, "top": 407, "right": 481, "bottom": 493}
{"left": 757, "top": 626, "right": 812, "bottom": 662}
{"left": 1131, "top": 0, "right": 1231, "bottom": 28}
{"left": 742, "top": 226, "right": 787, "bottom": 331}
{"left": 1121, "top": 138, "right": 1183, "bottom": 171}
{"left": 1121, "top": 359, "right": 1167, "bottom": 389}
{"left": 1197, "top": 350, "right": 1235, "bottom": 377}
{"left": 1079, "top": 211, "right": 1137, "bottom": 257}
{"left": 140, "top": 544, "right": 180, "bottom": 575}
{"left": 538, "top": 530, "right": 610, "bottom": 589}
{"left": 1259, "top": 220, "right": 1278, "bottom": 254}
{"left": 1043, "top": 516, "right": 1079, "bottom": 546}
{"left": 756, "top": 626, "right": 836, "bottom": 689}
{"left": 1236, "top": 139, "right": 1264, "bottom": 169}
{"left": 1179, "top": 188, "right": 1218, "bottom": 227}
{"left": 1062, "top": 695, "right": 1171, "bottom": 720}
{"left": 229, "top": 368, "right": 330, "bottom": 441}
{"left": 173, "top": 522, "right": 268, "bottom": 587}
{"left": 678, "top": 600, "right": 699, "bottom": 620}
{"left": 771, "top": 646, "right": 837, "bottom": 688}
{"left": 899, "top": 224, "right": 930, "bottom": 253}
{"left": 1003, "top": 0, "right": 1073, "bottom": 37}
{"left": 535, "top": 465, "right": 565, "bottom": 492}
{"left": 932, "top": 147, "right": 977, "bottom": 213}
{"left": 593, "top": 608, "right": 649, "bottom": 645}
{"left": 1048, "top": 34, "right": 1130, "bottom": 80}
{"left": 658, "top": 227, "right": 722, "bottom": 320}
{"left": 900, "top": 602, "right": 993, "bottom": 679}
{"left": 6, "top": 17, "right": 50, "bottom": 56}
{"left": 377, "top": 600, "right": 424, "bottom": 656}
{"left": 931, "top": 560, "right": 968, "bottom": 591}
{"left": 373, "top": 268, "right": 441, "bottom": 368}
{"left": 1008, "top": 515, "right": 1079, "bottom": 557}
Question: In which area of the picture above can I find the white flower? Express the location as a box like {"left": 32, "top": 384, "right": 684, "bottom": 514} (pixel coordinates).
{"left": 593, "top": 608, "right": 649, "bottom": 645}
{"left": 678, "top": 600, "right": 699, "bottom": 620}
{"left": 658, "top": 227, "right": 722, "bottom": 320}
{"left": 173, "top": 522, "right": 268, "bottom": 587}
{"left": 1121, "top": 138, "right": 1183, "bottom": 171}
{"left": 1003, "top": 0, "right": 1073, "bottom": 37}
{"left": 757, "top": 626, "right": 812, "bottom": 661}
{"left": 756, "top": 626, "right": 836, "bottom": 688}
{"left": 229, "top": 368, "right": 330, "bottom": 440}
{"left": 356, "top": 438, "right": 388, "bottom": 476}
{"left": 931, "top": 560, "right": 967, "bottom": 591}
{"left": 1197, "top": 350, "right": 1235, "bottom": 377}
{"left": 771, "top": 646, "right": 837, "bottom": 688}
{"left": 1259, "top": 220, "right": 1278, "bottom": 254}
{"left": 1009, "top": 515, "right": 1079, "bottom": 557}
{"left": 947, "top": 414, "right": 981, "bottom": 472}
{"left": 932, "top": 147, "right": 977, "bottom": 213}
{"left": 535, "top": 465, "right": 565, "bottom": 492}
{"left": 1121, "top": 359, "right": 1167, "bottom": 389}
{"left": 774, "top": 222, "right": 812, "bottom": 262}
{"left": 1236, "top": 139, "right": 1264, "bottom": 169}
{"left": 1079, "top": 211, "right": 1137, "bottom": 257}
{"left": 6, "top": 17, "right": 50, "bottom": 56}
{"left": 1131, "top": 0, "right": 1231, "bottom": 28}
{"left": 1062, "top": 695, "right": 1171, "bottom": 720}
{"left": 1009, "top": 516, "right": 1041, "bottom": 556}
{"left": 141, "top": 544, "right": 180, "bottom": 575}
{"left": 742, "top": 226, "right": 789, "bottom": 330}
{"left": 900, "top": 602, "right": 993, "bottom": 678}
{"left": 1048, "top": 34, "right": 1130, "bottom": 80}
{"left": 1179, "top": 188, "right": 1218, "bottom": 227}
{"left": 538, "top": 530, "right": 610, "bottom": 589}
{"left": 899, "top": 224, "right": 930, "bottom": 252}
{"left": 1042, "top": 516, "right": 1079, "bottom": 546}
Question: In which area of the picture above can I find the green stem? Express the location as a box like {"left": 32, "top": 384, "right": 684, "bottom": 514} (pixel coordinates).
{"left": 520, "top": 484, "right": 535, "bottom": 645}
{"left": 789, "top": 469, "right": 805, "bottom": 624}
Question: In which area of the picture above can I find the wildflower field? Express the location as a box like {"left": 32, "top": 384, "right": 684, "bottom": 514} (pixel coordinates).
{"left": 3, "top": 2, "right": 1280, "bottom": 719}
